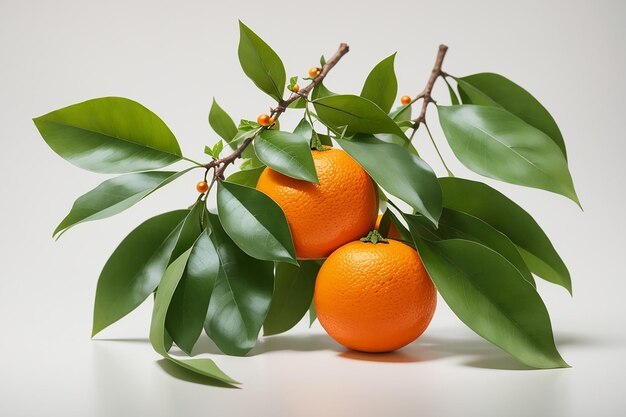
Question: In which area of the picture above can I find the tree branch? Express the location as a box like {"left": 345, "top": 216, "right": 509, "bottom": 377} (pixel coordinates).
{"left": 414, "top": 44, "right": 448, "bottom": 125}
{"left": 204, "top": 42, "right": 350, "bottom": 181}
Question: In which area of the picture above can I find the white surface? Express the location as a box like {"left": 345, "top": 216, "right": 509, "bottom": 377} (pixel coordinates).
{"left": 1, "top": 0, "right": 625, "bottom": 416}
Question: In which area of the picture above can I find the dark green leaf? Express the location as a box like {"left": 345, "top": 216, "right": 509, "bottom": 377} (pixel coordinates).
{"left": 314, "top": 95, "right": 405, "bottom": 137}
{"left": 438, "top": 105, "right": 579, "bottom": 205}
{"left": 456, "top": 73, "right": 566, "bottom": 157}
{"left": 406, "top": 219, "right": 568, "bottom": 369}
{"left": 264, "top": 261, "right": 320, "bottom": 336}
{"left": 33, "top": 97, "right": 182, "bottom": 173}
{"left": 170, "top": 201, "right": 205, "bottom": 260}
{"left": 150, "top": 249, "right": 238, "bottom": 385}
{"left": 92, "top": 210, "right": 188, "bottom": 336}
{"left": 217, "top": 181, "right": 297, "bottom": 264}
{"left": 408, "top": 209, "right": 535, "bottom": 286}
{"left": 360, "top": 53, "right": 398, "bottom": 113}
{"left": 439, "top": 177, "right": 571, "bottom": 293}
{"left": 209, "top": 99, "right": 237, "bottom": 143}
{"left": 166, "top": 229, "right": 220, "bottom": 355}
{"left": 54, "top": 169, "right": 192, "bottom": 237}
{"left": 337, "top": 135, "right": 442, "bottom": 225}
{"left": 238, "top": 21, "right": 286, "bottom": 101}
{"left": 255, "top": 130, "right": 318, "bottom": 183}
{"left": 226, "top": 166, "right": 265, "bottom": 187}
{"left": 204, "top": 213, "right": 274, "bottom": 356}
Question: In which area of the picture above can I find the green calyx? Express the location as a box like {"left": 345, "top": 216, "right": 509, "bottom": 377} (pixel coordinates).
{"left": 360, "top": 230, "right": 389, "bottom": 244}
{"left": 310, "top": 131, "right": 329, "bottom": 152}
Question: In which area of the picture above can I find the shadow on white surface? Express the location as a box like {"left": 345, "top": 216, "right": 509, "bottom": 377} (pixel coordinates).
{"left": 93, "top": 330, "right": 617, "bottom": 372}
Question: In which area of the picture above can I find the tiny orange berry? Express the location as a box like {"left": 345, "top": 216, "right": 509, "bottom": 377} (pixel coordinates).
{"left": 308, "top": 67, "right": 320, "bottom": 78}
{"left": 292, "top": 83, "right": 300, "bottom": 93}
{"left": 400, "top": 95, "right": 412, "bottom": 105}
{"left": 196, "top": 181, "right": 209, "bottom": 193}
{"left": 257, "top": 113, "right": 271, "bottom": 126}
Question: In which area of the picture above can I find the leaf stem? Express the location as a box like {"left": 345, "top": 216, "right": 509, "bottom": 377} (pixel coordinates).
{"left": 424, "top": 122, "right": 454, "bottom": 177}
{"left": 181, "top": 155, "right": 204, "bottom": 166}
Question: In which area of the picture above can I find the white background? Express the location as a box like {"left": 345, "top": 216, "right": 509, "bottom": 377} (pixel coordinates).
{"left": 1, "top": 0, "right": 625, "bottom": 416}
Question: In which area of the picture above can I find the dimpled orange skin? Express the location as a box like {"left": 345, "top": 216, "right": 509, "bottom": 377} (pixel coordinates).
{"left": 375, "top": 214, "right": 401, "bottom": 239}
{"left": 314, "top": 240, "right": 437, "bottom": 352}
{"left": 256, "top": 148, "right": 378, "bottom": 259}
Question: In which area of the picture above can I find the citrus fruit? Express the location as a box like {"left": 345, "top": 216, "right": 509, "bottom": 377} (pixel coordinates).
{"left": 314, "top": 238, "right": 436, "bottom": 352}
{"left": 256, "top": 148, "right": 378, "bottom": 259}
{"left": 375, "top": 214, "right": 401, "bottom": 239}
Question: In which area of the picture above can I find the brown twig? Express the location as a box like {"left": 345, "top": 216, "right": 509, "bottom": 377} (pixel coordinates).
{"left": 203, "top": 43, "right": 350, "bottom": 183}
{"left": 413, "top": 44, "right": 448, "bottom": 125}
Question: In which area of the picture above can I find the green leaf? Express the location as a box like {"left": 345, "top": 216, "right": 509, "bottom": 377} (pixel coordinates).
{"left": 390, "top": 104, "right": 412, "bottom": 122}
{"left": 93, "top": 202, "right": 203, "bottom": 337}
{"left": 439, "top": 177, "right": 571, "bottom": 293}
{"left": 405, "top": 219, "right": 568, "bottom": 369}
{"left": 217, "top": 181, "right": 297, "bottom": 264}
{"left": 238, "top": 21, "right": 286, "bottom": 101}
{"left": 33, "top": 97, "right": 182, "bottom": 173}
{"left": 337, "top": 135, "right": 442, "bottom": 225}
{"left": 264, "top": 261, "right": 320, "bottom": 336}
{"left": 209, "top": 99, "right": 238, "bottom": 143}
{"left": 92, "top": 210, "right": 188, "bottom": 336}
{"left": 212, "top": 140, "right": 224, "bottom": 158}
{"left": 255, "top": 130, "right": 318, "bottom": 183}
{"left": 226, "top": 166, "right": 265, "bottom": 187}
{"left": 360, "top": 53, "right": 398, "bottom": 113}
{"left": 444, "top": 78, "right": 460, "bottom": 105}
{"left": 165, "top": 229, "right": 220, "bottom": 355}
{"left": 438, "top": 105, "right": 579, "bottom": 205}
{"left": 313, "top": 95, "right": 405, "bottom": 137}
{"left": 204, "top": 213, "right": 274, "bottom": 356}
{"left": 456, "top": 73, "right": 566, "bottom": 157}
{"left": 54, "top": 169, "right": 193, "bottom": 237}
{"left": 293, "top": 118, "right": 313, "bottom": 142}
{"left": 240, "top": 157, "right": 265, "bottom": 171}
{"left": 408, "top": 209, "right": 535, "bottom": 287}
{"left": 287, "top": 76, "right": 298, "bottom": 91}
{"left": 150, "top": 249, "right": 238, "bottom": 385}
{"left": 309, "top": 302, "right": 317, "bottom": 327}
{"left": 288, "top": 97, "right": 307, "bottom": 109}
{"left": 311, "top": 82, "right": 335, "bottom": 100}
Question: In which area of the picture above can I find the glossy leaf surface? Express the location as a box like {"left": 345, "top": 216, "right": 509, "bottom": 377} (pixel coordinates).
{"left": 34, "top": 97, "right": 182, "bottom": 173}
{"left": 217, "top": 181, "right": 296, "bottom": 264}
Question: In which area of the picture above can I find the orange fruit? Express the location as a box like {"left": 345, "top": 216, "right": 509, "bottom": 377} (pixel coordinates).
{"left": 375, "top": 214, "right": 401, "bottom": 239}
{"left": 314, "top": 239, "right": 437, "bottom": 352}
{"left": 308, "top": 67, "right": 321, "bottom": 77}
{"left": 196, "top": 181, "right": 209, "bottom": 193}
{"left": 257, "top": 114, "right": 271, "bottom": 126}
{"left": 256, "top": 148, "right": 378, "bottom": 259}
{"left": 400, "top": 95, "right": 412, "bottom": 105}
{"left": 292, "top": 83, "right": 300, "bottom": 93}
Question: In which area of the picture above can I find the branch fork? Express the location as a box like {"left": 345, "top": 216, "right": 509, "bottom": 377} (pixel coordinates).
{"left": 202, "top": 43, "right": 350, "bottom": 184}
